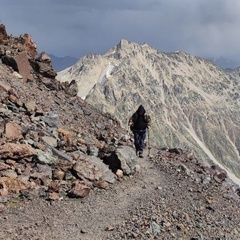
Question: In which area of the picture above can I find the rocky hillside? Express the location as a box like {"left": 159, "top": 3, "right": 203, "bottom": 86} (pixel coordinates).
{"left": 57, "top": 39, "right": 240, "bottom": 183}
{"left": 0, "top": 24, "right": 136, "bottom": 203}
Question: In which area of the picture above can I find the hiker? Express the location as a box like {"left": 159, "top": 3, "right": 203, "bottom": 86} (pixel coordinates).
{"left": 128, "top": 105, "right": 151, "bottom": 158}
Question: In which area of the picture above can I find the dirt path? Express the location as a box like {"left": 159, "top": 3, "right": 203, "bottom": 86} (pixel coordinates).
{"left": 0, "top": 150, "right": 166, "bottom": 240}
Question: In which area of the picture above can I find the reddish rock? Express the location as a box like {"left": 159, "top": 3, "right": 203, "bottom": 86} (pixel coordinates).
{"left": 48, "top": 181, "right": 60, "bottom": 192}
{"left": 67, "top": 181, "right": 91, "bottom": 198}
{"left": 48, "top": 192, "right": 60, "bottom": 201}
{"left": 8, "top": 94, "right": 22, "bottom": 106}
{"left": 5, "top": 121, "right": 23, "bottom": 140}
{"left": 214, "top": 170, "right": 228, "bottom": 183}
{"left": 0, "top": 143, "right": 37, "bottom": 160}
{"left": 14, "top": 51, "right": 32, "bottom": 80}
{"left": 0, "top": 177, "right": 29, "bottom": 194}
{"left": 73, "top": 159, "right": 102, "bottom": 182}
{"left": 93, "top": 180, "right": 109, "bottom": 189}
{"left": 18, "top": 34, "right": 37, "bottom": 58}
{"left": 58, "top": 128, "right": 74, "bottom": 146}
{"left": 53, "top": 169, "right": 65, "bottom": 180}
{"left": 0, "top": 24, "right": 8, "bottom": 44}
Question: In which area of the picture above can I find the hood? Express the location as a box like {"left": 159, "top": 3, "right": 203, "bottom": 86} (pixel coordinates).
{"left": 137, "top": 105, "right": 145, "bottom": 114}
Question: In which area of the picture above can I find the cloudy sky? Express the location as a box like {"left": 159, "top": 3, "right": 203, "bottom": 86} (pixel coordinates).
{"left": 1, "top": 0, "right": 240, "bottom": 64}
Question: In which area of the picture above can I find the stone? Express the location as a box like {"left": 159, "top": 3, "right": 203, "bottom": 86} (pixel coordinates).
{"left": 65, "top": 80, "right": 78, "bottom": 96}
{"left": 53, "top": 169, "right": 65, "bottom": 180}
{"left": 0, "top": 143, "right": 37, "bottom": 160}
{"left": 5, "top": 121, "right": 23, "bottom": 140}
{"left": 114, "top": 146, "right": 137, "bottom": 175}
{"left": 42, "top": 136, "right": 58, "bottom": 148}
{"left": 41, "top": 114, "right": 59, "bottom": 128}
{"left": 31, "top": 60, "right": 57, "bottom": 79}
{"left": 93, "top": 180, "right": 109, "bottom": 189}
{"left": 0, "top": 24, "right": 8, "bottom": 44}
{"left": 35, "top": 149, "right": 56, "bottom": 165}
{"left": 37, "top": 164, "right": 53, "bottom": 179}
{"left": 13, "top": 71, "right": 23, "bottom": 79}
{"left": 48, "top": 192, "right": 60, "bottom": 201}
{"left": 24, "top": 100, "right": 36, "bottom": 112}
{"left": 0, "top": 177, "right": 29, "bottom": 194}
{"left": 14, "top": 51, "right": 32, "bottom": 80}
{"left": 37, "top": 52, "right": 52, "bottom": 63}
{"left": 67, "top": 181, "right": 91, "bottom": 198}
{"left": 72, "top": 155, "right": 116, "bottom": 184}
{"left": 116, "top": 169, "right": 123, "bottom": 178}
{"left": 87, "top": 145, "right": 99, "bottom": 156}
{"left": 19, "top": 33, "right": 37, "bottom": 58}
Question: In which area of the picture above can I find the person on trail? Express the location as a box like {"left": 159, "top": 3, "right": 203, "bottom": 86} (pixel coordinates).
{"left": 128, "top": 105, "right": 151, "bottom": 158}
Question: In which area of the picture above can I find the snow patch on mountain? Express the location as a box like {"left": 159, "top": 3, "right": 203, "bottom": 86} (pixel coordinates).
{"left": 98, "top": 63, "right": 115, "bottom": 85}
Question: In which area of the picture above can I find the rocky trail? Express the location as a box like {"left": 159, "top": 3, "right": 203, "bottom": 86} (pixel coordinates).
{"left": 0, "top": 149, "right": 164, "bottom": 240}
{"left": 1, "top": 147, "right": 240, "bottom": 240}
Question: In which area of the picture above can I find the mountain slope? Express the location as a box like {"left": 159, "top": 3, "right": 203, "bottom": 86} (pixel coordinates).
{"left": 57, "top": 39, "right": 240, "bottom": 183}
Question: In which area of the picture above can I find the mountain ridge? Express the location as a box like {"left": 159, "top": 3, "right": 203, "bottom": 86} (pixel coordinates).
{"left": 57, "top": 39, "right": 240, "bottom": 184}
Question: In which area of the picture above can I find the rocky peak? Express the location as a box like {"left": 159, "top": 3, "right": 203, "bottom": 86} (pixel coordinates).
{"left": 0, "top": 24, "right": 8, "bottom": 44}
{"left": 0, "top": 23, "right": 56, "bottom": 80}
{"left": 106, "top": 39, "right": 150, "bottom": 60}
{"left": 57, "top": 39, "right": 240, "bottom": 184}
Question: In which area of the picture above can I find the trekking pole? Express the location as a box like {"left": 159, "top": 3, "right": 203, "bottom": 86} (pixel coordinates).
{"left": 147, "top": 128, "right": 151, "bottom": 156}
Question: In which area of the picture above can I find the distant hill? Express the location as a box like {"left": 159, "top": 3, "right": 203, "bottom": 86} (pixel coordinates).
{"left": 49, "top": 54, "right": 78, "bottom": 71}
{"left": 208, "top": 56, "right": 240, "bottom": 70}
{"left": 57, "top": 39, "right": 240, "bottom": 183}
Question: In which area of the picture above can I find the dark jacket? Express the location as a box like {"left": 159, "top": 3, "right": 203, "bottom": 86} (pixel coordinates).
{"left": 128, "top": 105, "right": 151, "bottom": 131}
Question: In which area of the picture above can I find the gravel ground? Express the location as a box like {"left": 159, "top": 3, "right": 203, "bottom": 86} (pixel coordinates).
{"left": 0, "top": 149, "right": 240, "bottom": 240}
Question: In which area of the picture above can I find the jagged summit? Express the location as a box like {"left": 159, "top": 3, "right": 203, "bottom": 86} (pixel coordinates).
{"left": 57, "top": 39, "right": 240, "bottom": 184}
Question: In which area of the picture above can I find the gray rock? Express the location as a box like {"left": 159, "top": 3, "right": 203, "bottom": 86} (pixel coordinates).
{"left": 115, "top": 146, "right": 137, "bottom": 175}
{"left": 42, "top": 136, "right": 58, "bottom": 148}
{"left": 72, "top": 154, "right": 116, "bottom": 184}
{"left": 35, "top": 149, "right": 56, "bottom": 165}
{"left": 41, "top": 114, "right": 59, "bottom": 128}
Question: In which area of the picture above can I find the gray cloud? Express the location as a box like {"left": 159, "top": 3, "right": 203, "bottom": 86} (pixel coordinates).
{"left": 1, "top": 0, "right": 240, "bottom": 64}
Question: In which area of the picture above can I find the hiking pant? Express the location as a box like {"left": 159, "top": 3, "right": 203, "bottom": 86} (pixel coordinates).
{"left": 134, "top": 130, "right": 146, "bottom": 153}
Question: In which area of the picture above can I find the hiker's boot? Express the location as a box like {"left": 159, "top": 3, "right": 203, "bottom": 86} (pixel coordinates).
{"left": 139, "top": 152, "right": 143, "bottom": 158}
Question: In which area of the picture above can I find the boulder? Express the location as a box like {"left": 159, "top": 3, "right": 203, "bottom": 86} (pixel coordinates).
{"left": 0, "top": 143, "right": 37, "bottom": 160}
{"left": 2, "top": 52, "right": 32, "bottom": 80}
{"left": 105, "top": 146, "right": 137, "bottom": 175}
{"left": 37, "top": 52, "right": 51, "bottom": 63}
{"left": 72, "top": 154, "right": 116, "bottom": 184}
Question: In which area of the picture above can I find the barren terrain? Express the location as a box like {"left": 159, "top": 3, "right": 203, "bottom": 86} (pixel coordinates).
{"left": 1, "top": 148, "right": 240, "bottom": 240}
